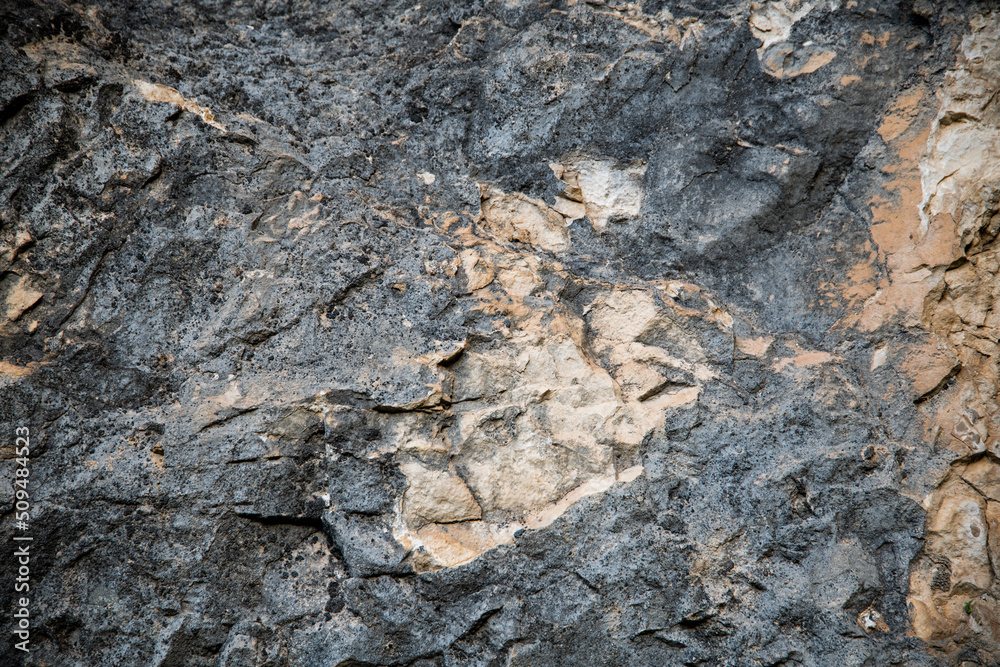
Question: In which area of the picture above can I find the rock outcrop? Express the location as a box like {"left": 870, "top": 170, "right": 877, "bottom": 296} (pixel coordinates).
{"left": 2, "top": 0, "right": 1000, "bottom": 665}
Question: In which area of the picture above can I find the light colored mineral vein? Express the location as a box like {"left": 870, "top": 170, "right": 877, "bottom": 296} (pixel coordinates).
{"left": 134, "top": 79, "right": 225, "bottom": 130}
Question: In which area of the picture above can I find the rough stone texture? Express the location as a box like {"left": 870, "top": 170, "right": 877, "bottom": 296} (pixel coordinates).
{"left": 2, "top": 0, "right": 1000, "bottom": 665}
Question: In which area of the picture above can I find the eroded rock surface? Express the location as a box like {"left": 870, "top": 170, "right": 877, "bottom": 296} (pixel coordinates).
{"left": 1, "top": 0, "right": 999, "bottom": 665}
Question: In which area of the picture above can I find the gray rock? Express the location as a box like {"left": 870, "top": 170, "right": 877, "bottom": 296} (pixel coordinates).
{"left": 2, "top": 0, "right": 998, "bottom": 665}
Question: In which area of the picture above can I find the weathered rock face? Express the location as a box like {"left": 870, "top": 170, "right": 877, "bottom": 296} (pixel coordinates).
{"left": 2, "top": 0, "right": 1000, "bottom": 665}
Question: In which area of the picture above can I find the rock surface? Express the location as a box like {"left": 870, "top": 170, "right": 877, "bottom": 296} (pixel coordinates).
{"left": 2, "top": 0, "right": 1000, "bottom": 665}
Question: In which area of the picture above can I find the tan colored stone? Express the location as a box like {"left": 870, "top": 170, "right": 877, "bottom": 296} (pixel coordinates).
{"left": 987, "top": 500, "right": 1000, "bottom": 579}
{"left": 899, "top": 340, "right": 960, "bottom": 400}
{"left": 452, "top": 334, "right": 620, "bottom": 514}
{"left": 910, "top": 476, "right": 997, "bottom": 644}
{"left": 920, "top": 92, "right": 1000, "bottom": 254}
{"left": 857, "top": 607, "right": 889, "bottom": 633}
{"left": 773, "top": 349, "right": 838, "bottom": 372}
{"left": 960, "top": 459, "right": 1000, "bottom": 501}
{"left": 458, "top": 249, "right": 495, "bottom": 291}
{"left": 748, "top": 1, "right": 843, "bottom": 79}
{"left": 400, "top": 462, "right": 482, "bottom": 524}
{"left": 410, "top": 521, "right": 508, "bottom": 569}
{"left": 900, "top": 16, "right": 1000, "bottom": 651}
{"left": 387, "top": 236, "right": 728, "bottom": 568}
{"left": 5, "top": 275, "right": 43, "bottom": 322}
{"left": 479, "top": 186, "right": 569, "bottom": 252}
{"left": 909, "top": 595, "right": 962, "bottom": 642}
{"left": 927, "top": 490, "right": 991, "bottom": 594}
{"left": 587, "top": 289, "right": 665, "bottom": 343}
{"left": 761, "top": 47, "right": 836, "bottom": 79}
{"left": 736, "top": 336, "right": 773, "bottom": 357}
{"left": 617, "top": 361, "right": 672, "bottom": 402}
{"left": 552, "top": 196, "right": 586, "bottom": 221}
{"left": 749, "top": 0, "right": 817, "bottom": 52}
{"left": 549, "top": 156, "right": 646, "bottom": 232}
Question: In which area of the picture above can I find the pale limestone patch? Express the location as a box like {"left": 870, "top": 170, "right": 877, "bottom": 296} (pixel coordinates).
{"left": 929, "top": 494, "right": 991, "bottom": 593}
{"left": 5, "top": 275, "right": 43, "bottom": 322}
{"left": 523, "top": 467, "right": 635, "bottom": 530}
{"left": 452, "top": 333, "right": 623, "bottom": 515}
{"left": 962, "top": 458, "right": 1000, "bottom": 502}
{"left": 0, "top": 230, "right": 33, "bottom": 266}
{"left": 586, "top": 288, "right": 665, "bottom": 342}
{"left": 773, "top": 341, "right": 839, "bottom": 372}
{"left": 496, "top": 264, "right": 541, "bottom": 299}
{"left": 870, "top": 345, "right": 887, "bottom": 371}
{"left": 897, "top": 341, "right": 959, "bottom": 401}
{"left": 760, "top": 47, "right": 836, "bottom": 79}
{"left": 749, "top": 1, "right": 840, "bottom": 78}
{"left": 399, "top": 462, "right": 482, "bottom": 524}
{"left": 458, "top": 249, "right": 495, "bottom": 291}
{"left": 857, "top": 607, "right": 889, "bottom": 633}
{"left": 918, "top": 12, "right": 1000, "bottom": 241}
{"left": 550, "top": 156, "right": 646, "bottom": 232}
{"left": 749, "top": 0, "right": 820, "bottom": 51}
{"left": 773, "top": 349, "right": 838, "bottom": 371}
{"left": 0, "top": 361, "right": 32, "bottom": 377}
{"left": 134, "top": 80, "right": 225, "bottom": 130}
{"left": 406, "top": 521, "right": 512, "bottom": 570}
{"left": 617, "top": 360, "right": 670, "bottom": 402}
{"left": 910, "top": 457, "right": 1000, "bottom": 645}
{"left": 590, "top": 4, "right": 704, "bottom": 50}
{"left": 479, "top": 186, "right": 570, "bottom": 252}
{"left": 736, "top": 336, "right": 773, "bottom": 358}
{"left": 0, "top": 359, "right": 36, "bottom": 391}
{"left": 394, "top": 464, "right": 649, "bottom": 569}
{"left": 872, "top": 39, "right": 1000, "bottom": 633}
{"left": 385, "top": 257, "right": 723, "bottom": 570}
{"left": 587, "top": 288, "right": 716, "bottom": 388}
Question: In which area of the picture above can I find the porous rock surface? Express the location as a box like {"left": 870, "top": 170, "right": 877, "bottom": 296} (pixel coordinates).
{"left": 2, "top": 0, "right": 1000, "bottom": 665}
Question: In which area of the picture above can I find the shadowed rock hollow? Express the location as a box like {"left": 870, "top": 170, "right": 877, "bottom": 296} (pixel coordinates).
{"left": 3, "top": 0, "right": 1000, "bottom": 665}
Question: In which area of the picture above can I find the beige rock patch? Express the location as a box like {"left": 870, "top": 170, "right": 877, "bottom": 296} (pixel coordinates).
{"left": 592, "top": 4, "right": 704, "bottom": 49}
{"left": 384, "top": 245, "right": 726, "bottom": 570}
{"left": 761, "top": 47, "right": 836, "bottom": 79}
{"left": 749, "top": 0, "right": 839, "bottom": 78}
{"left": 773, "top": 341, "right": 839, "bottom": 372}
{"left": 458, "top": 249, "right": 495, "bottom": 291}
{"left": 4, "top": 275, "right": 43, "bottom": 322}
{"left": 478, "top": 186, "right": 569, "bottom": 253}
{"left": 749, "top": 0, "right": 819, "bottom": 52}
{"left": 550, "top": 156, "right": 646, "bottom": 232}
{"left": 900, "top": 19, "right": 1000, "bottom": 646}
{"left": 400, "top": 462, "right": 482, "bottom": 524}
{"left": 910, "top": 461, "right": 1000, "bottom": 646}
{"left": 736, "top": 336, "right": 773, "bottom": 358}
{"left": 918, "top": 14, "right": 1000, "bottom": 244}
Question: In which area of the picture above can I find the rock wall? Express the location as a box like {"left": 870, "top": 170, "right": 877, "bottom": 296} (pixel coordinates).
{"left": 2, "top": 0, "right": 1000, "bottom": 665}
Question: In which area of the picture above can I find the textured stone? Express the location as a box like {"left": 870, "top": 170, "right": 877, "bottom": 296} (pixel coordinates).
{"left": 400, "top": 462, "right": 482, "bottom": 524}
{"left": 1, "top": 0, "right": 998, "bottom": 665}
